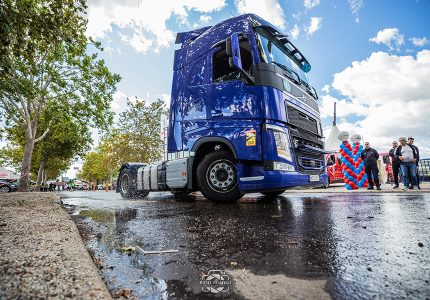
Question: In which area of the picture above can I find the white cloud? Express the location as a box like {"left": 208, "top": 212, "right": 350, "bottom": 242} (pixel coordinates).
{"left": 320, "top": 95, "right": 368, "bottom": 119}
{"left": 369, "top": 28, "right": 404, "bottom": 51}
{"left": 348, "top": 0, "right": 364, "bottom": 15}
{"left": 321, "top": 84, "right": 331, "bottom": 94}
{"left": 410, "top": 37, "right": 429, "bottom": 47}
{"left": 290, "top": 24, "right": 300, "bottom": 40}
{"left": 111, "top": 90, "right": 128, "bottom": 113}
{"left": 306, "top": 17, "right": 322, "bottom": 36}
{"left": 104, "top": 46, "right": 122, "bottom": 56}
{"left": 324, "top": 50, "right": 430, "bottom": 155}
{"left": 199, "top": 15, "right": 212, "bottom": 23}
{"left": 158, "top": 93, "right": 171, "bottom": 108}
{"left": 332, "top": 50, "right": 430, "bottom": 105}
{"left": 292, "top": 12, "right": 302, "bottom": 21}
{"left": 86, "top": 0, "right": 226, "bottom": 54}
{"left": 235, "top": 0, "right": 286, "bottom": 29}
{"left": 348, "top": 0, "right": 363, "bottom": 23}
{"left": 111, "top": 90, "right": 171, "bottom": 122}
{"left": 304, "top": 0, "right": 320, "bottom": 9}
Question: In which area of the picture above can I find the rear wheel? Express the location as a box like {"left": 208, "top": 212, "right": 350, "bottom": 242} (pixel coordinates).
{"left": 119, "top": 169, "right": 149, "bottom": 199}
{"left": 119, "top": 169, "right": 132, "bottom": 198}
{"left": 197, "top": 150, "right": 242, "bottom": 202}
{"left": 262, "top": 190, "right": 286, "bottom": 197}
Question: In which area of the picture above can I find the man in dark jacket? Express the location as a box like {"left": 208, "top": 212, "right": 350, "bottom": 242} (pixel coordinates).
{"left": 407, "top": 137, "right": 420, "bottom": 189}
{"left": 395, "top": 137, "right": 419, "bottom": 190}
{"left": 389, "top": 141, "right": 400, "bottom": 188}
{"left": 361, "top": 142, "right": 381, "bottom": 190}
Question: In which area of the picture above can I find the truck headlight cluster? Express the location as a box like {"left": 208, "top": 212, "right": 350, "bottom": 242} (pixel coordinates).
{"left": 265, "top": 124, "right": 293, "bottom": 162}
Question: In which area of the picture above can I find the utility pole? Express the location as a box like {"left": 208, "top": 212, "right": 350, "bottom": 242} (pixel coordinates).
{"left": 333, "top": 102, "right": 337, "bottom": 126}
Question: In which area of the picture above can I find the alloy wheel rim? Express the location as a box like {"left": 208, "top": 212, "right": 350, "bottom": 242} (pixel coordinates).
{"left": 206, "top": 159, "right": 237, "bottom": 193}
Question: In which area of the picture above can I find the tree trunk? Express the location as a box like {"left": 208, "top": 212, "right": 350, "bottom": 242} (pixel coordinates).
{"left": 35, "top": 159, "right": 46, "bottom": 192}
{"left": 18, "top": 136, "right": 36, "bottom": 192}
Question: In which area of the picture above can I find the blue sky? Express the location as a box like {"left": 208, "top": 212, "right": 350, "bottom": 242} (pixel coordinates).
{"left": 85, "top": 0, "right": 430, "bottom": 158}
{"left": 2, "top": 0, "right": 428, "bottom": 177}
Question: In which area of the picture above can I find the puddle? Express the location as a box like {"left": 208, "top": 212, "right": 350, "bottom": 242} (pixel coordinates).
{"left": 65, "top": 192, "right": 430, "bottom": 299}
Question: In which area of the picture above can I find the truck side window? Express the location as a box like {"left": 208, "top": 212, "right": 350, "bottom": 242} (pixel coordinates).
{"left": 212, "top": 39, "right": 253, "bottom": 83}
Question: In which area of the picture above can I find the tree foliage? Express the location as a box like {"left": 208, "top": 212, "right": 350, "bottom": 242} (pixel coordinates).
{"left": 0, "top": 0, "right": 121, "bottom": 191}
{"left": 0, "top": 102, "right": 92, "bottom": 181}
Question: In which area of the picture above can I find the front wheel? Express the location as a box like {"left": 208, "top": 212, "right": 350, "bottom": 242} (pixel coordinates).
{"left": 322, "top": 177, "right": 330, "bottom": 189}
{"left": 197, "top": 150, "right": 242, "bottom": 203}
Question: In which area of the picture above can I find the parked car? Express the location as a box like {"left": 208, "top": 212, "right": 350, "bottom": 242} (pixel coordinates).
{"left": 0, "top": 179, "right": 18, "bottom": 193}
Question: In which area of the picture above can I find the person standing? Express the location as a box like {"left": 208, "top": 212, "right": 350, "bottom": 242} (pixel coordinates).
{"left": 389, "top": 141, "right": 401, "bottom": 189}
{"left": 395, "top": 137, "right": 418, "bottom": 190}
{"left": 407, "top": 137, "right": 421, "bottom": 190}
{"left": 361, "top": 142, "right": 381, "bottom": 190}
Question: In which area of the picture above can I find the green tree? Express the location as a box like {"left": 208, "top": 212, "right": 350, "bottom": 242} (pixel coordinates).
{"left": 80, "top": 151, "right": 110, "bottom": 183}
{"left": 0, "top": 103, "right": 92, "bottom": 186}
{"left": 115, "top": 98, "right": 167, "bottom": 163}
{"left": 79, "top": 98, "right": 167, "bottom": 184}
{"left": 0, "top": 0, "right": 120, "bottom": 191}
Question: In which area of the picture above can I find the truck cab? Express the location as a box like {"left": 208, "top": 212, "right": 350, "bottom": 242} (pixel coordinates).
{"left": 117, "top": 14, "right": 327, "bottom": 202}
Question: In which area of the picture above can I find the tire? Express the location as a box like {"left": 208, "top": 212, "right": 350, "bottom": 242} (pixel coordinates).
{"left": 136, "top": 190, "right": 150, "bottom": 199}
{"left": 197, "top": 150, "right": 242, "bottom": 202}
{"left": 322, "top": 178, "right": 330, "bottom": 189}
{"left": 118, "top": 168, "right": 149, "bottom": 199}
{"left": 262, "top": 190, "right": 286, "bottom": 197}
{"left": 0, "top": 186, "right": 10, "bottom": 193}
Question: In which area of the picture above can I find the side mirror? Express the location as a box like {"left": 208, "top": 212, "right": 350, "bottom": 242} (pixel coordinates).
{"left": 226, "top": 33, "right": 254, "bottom": 84}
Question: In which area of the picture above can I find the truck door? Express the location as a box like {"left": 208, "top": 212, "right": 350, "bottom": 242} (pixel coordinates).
{"left": 208, "top": 39, "right": 264, "bottom": 161}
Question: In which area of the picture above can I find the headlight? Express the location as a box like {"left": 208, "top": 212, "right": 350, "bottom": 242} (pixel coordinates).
{"left": 265, "top": 124, "right": 293, "bottom": 162}
{"left": 273, "top": 131, "right": 292, "bottom": 161}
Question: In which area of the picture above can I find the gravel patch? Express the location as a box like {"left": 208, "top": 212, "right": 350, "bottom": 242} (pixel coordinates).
{"left": 0, "top": 192, "right": 111, "bottom": 299}
{"left": 228, "top": 269, "right": 330, "bottom": 300}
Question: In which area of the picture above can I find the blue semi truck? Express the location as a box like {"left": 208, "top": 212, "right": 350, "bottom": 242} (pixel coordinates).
{"left": 117, "top": 14, "right": 328, "bottom": 202}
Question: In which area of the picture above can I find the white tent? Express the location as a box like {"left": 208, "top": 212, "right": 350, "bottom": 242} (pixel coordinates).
{"left": 325, "top": 124, "right": 340, "bottom": 152}
{"left": 0, "top": 166, "right": 20, "bottom": 180}
{"left": 324, "top": 102, "right": 341, "bottom": 152}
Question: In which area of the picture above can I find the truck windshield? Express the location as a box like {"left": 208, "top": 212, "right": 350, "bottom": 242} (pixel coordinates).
{"left": 255, "top": 26, "right": 310, "bottom": 85}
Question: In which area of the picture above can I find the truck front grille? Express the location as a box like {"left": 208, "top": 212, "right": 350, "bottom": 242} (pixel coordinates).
{"left": 298, "top": 157, "right": 323, "bottom": 170}
{"left": 293, "top": 138, "right": 325, "bottom": 175}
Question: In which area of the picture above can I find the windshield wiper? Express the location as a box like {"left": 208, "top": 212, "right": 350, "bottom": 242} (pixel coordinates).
{"left": 272, "top": 61, "right": 318, "bottom": 100}
{"left": 300, "top": 81, "right": 318, "bottom": 100}
{"left": 272, "top": 61, "right": 301, "bottom": 85}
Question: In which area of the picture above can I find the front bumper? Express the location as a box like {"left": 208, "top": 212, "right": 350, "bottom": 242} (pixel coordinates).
{"left": 237, "top": 163, "right": 328, "bottom": 192}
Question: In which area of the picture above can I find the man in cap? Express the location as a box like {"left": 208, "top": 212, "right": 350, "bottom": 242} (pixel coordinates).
{"left": 361, "top": 142, "right": 381, "bottom": 190}
{"left": 407, "top": 137, "right": 420, "bottom": 189}
{"left": 395, "top": 137, "right": 419, "bottom": 190}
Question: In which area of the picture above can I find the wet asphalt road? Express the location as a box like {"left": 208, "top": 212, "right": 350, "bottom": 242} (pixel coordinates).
{"left": 60, "top": 191, "right": 430, "bottom": 299}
